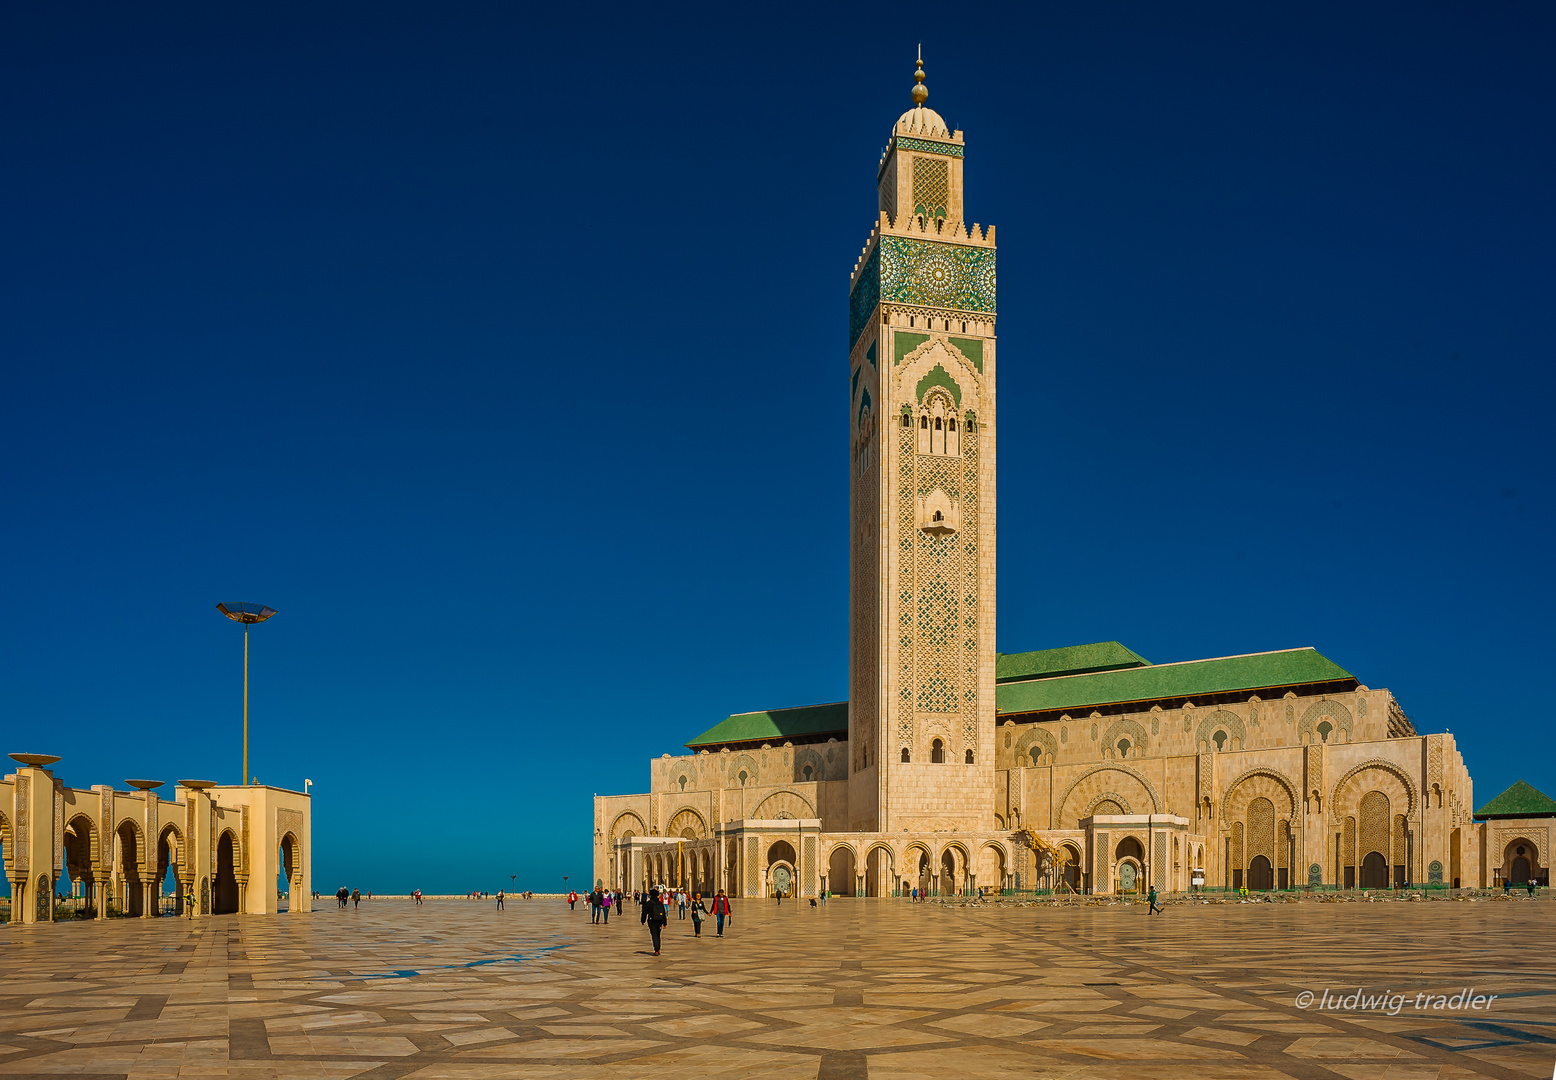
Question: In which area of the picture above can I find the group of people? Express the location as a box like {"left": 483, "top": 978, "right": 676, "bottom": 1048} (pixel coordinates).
{"left": 334, "top": 887, "right": 361, "bottom": 908}
{"left": 570, "top": 886, "right": 734, "bottom": 954}
{"left": 636, "top": 887, "right": 734, "bottom": 954}
{"left": 581, "top": 887, "right": 621, "bottom": 923}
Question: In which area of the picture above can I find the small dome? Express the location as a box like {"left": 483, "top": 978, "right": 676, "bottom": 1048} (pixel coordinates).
{"left": 896, "top": 105, "right": 949, "bottom": 138}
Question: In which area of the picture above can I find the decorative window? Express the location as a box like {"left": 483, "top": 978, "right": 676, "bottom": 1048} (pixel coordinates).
{"left": 901, "top": 747, "right": 911, "bottom": 763}
{"left": 964, "top": 749, "right": 974, "bottom": 764}
{"left": 1030, "top": 747, "right": 1042, "bottom": 765}
{"left": 916, "top": 391, "right": 961, "bottom": 457}
{"left": 1117, "top": 739, "right": 1131, "bottom": 758}
{"left": 1317, "top": 720, "right": 1333, "bottom": 743}
{"left": 802, "top": 764, "right": 813, "bottom": 781}
{"left": 931, "top": 738, "right": 945, "bottom": 764}
{"left": 678, "top": 775, "right": 687, "bottom": 791}
{"left": 1213, "top": 730, "right": 1227, "bottom": 751}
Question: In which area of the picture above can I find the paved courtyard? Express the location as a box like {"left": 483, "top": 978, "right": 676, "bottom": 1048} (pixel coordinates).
{"left": 0, "top": 896, "right": 1551, "bottom": 1079}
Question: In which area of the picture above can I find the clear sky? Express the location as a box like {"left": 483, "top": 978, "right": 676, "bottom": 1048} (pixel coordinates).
{"left": 3, "top": 3, "right": 1552, "bottom": 894}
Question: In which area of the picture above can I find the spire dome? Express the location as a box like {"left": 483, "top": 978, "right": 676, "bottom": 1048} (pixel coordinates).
{"left": 895, "top": 46, "right": 949, "bottom": 137}
{"left": 911, "top": 45, "right": 929, "bottom": 105}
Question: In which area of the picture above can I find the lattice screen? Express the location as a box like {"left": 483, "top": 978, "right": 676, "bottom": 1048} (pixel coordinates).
{"left": 912, "top": 157, "right": 949, "bottom": 220}
{"left": 1359, "top": 790, "right": 1390, "bottom": 860}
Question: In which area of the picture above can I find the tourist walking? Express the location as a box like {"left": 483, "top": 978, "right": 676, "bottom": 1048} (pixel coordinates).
{"left": 1148, "top": 885, "right": 1162, "bottom": 915}
{"left": 601, "top": 889, "right": 612, "bottom": 924}
{"left": 336, "top": 886, "right": 348, "bottom": 908}
{"left": 568, "top": 889, "right": 577, "bottom": 910}
{"left": 413, "top": 889, "right": 422, "bottom": 906}
{"left": 712, "top": 890, "right": 732, "bottom": 937}
{"left": 678, "top": 892, "right": 688, "bottom": 920}
{"left": 351, "top": 888, "right": 360, "bottom": 909}
{"left": 690, "top": 893, "right": 707, "bottom": 937}
{"left": 641, "top": 886, "right": 669, "bottom": 955}
{"left": 496, "top": 889, "right": 505, "bottom": 910}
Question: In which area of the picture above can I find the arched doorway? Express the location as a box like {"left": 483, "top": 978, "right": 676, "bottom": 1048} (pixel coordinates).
{"left": 1359, "top": 851, "right": 1389, "bottom": 889}
{"left": 158, "top": 825, "right": 183, "bottom": 916}
{"left": 767, "top": 840, "right": 796, "bottom": 897}
{"left": 940, "top": 849, "right": 958, "bottom": 895}
{"left": 278, "top": 832, "right": 298, "bottom": 912}
{"left": 117, "top": 821, "right": 144, "bottom": 917}
{"left": 214, "top": 832, "right": 240, "bottom": 915}
{"left": 976, "top": 844, "right": 1005, "bottom": 893}
{"left": 1115, "top": 837, "right": 1143, "bottom": 894}
{"left": 1061, "top": 845, "right": 1081, "bottom": 893}
{"left": 1510, "top": 856, "right": 1531, "bottom": 884}
{"left": 1248, "top": 855, "right": 1274, "bottom": 891}
{"left": 828, "top": 847, "right": 856, "bottom": 897}
{"left": 865, "top": 846, "right": 892, "bottom": 897}
{"left": 63, "top": 815, "right": 97, "bottom": 918}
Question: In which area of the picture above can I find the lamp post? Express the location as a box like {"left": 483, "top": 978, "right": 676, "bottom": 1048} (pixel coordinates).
{"left": 216, "top": 603, "right": 277, "bottom": 786}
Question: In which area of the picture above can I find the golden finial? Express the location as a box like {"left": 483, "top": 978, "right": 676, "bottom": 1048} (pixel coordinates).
{"left": 911, "top": 45, "right": 928, "bottom": 106}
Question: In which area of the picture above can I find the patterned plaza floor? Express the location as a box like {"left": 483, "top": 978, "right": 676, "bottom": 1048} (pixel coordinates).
{"left": 0, "top": 896, "right": 1551, "bottom": 1079}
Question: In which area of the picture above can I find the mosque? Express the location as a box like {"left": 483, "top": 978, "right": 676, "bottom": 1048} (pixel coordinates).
{"left": 592, "top": 59, "right": 1550, "bottom": 900}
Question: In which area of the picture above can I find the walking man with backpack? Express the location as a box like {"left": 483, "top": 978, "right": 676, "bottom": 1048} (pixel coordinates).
{"left": 640, "top": 887, "right": 669, "bottom": 955}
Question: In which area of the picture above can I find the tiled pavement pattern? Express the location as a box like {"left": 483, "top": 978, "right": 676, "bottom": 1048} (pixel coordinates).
{"left": 0, "top": 898, "right": 1552, "bottom": 1079}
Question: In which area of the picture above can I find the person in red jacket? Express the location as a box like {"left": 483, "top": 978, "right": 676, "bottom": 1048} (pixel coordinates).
{"left": 712, "top": 890, "right": 733, "bottom": 937}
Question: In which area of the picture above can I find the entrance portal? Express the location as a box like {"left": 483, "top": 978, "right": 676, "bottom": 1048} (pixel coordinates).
{"left": 1359, "top": 851, "right": 1389, "bottom": 889}
{"left": 214, "top": 833, "right": 240, "bottom": 915}
{"left": 828, "top": 847, "right": 856, "bottom": 897}
{"left": 1117, "top": 861, "right": 1137, "bottom": 893}
{"left": 1248, "top": 855, "right": 1273, "bottom": 891}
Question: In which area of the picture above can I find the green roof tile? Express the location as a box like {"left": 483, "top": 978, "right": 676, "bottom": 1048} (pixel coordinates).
{"left": 1476, "top": 779, "right": 1556, "bottom": 819}
{"left": 995, "top": 648, "right": 1354, "bottom": 716}
{"left": 996, "top": 641, "right": 1151, "bottom": 683}
{"left": 686, "top": 702, "right": 848, "bottom": 749}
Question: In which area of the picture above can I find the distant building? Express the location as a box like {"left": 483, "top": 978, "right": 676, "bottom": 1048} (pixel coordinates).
{"left": 1475, "top": 780, "right": 1553, "bottom": 887}
{"left": 593, "top": 59, "right": 1494, "bottom": 899}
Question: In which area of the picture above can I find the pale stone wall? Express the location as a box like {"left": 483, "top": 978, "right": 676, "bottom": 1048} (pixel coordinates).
{"left": 2, "top": 764, "right": 310, "bottom": 923}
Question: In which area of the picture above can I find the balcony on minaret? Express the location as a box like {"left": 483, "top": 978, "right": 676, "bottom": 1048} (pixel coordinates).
{"left": 918, "top": 488, "right": 959, "bottom": 537}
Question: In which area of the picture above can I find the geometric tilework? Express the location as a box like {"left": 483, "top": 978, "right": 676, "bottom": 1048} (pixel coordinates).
{"left": 897, "top": 135, "right": 965, "bottom": 157}
{"left": 880, "top": 235, "right": 995, "bottom": 314}
{"left": 849, "top": 243, "right": 881, "bottom": 348}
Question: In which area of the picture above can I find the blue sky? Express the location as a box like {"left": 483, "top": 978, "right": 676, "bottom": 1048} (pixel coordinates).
{"left": 2, "top": 3, "right": 1552, "bottom": 893}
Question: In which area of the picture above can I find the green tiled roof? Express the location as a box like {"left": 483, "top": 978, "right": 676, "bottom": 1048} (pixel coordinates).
{"left": 996, "top": 648, "right": 1354, "bottom": 716}
{"left": 996, "top": 641, "right": 1151, "bottom": 683}
{"left": 686, "top": 702, "right": 848, "bottom": 749}
{"left": 1476, "top": 780, "right": 1556, "bottom": 819}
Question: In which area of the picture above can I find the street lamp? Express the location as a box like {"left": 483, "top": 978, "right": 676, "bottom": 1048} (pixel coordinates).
{"left": 216, "top": 602, "right": 277, "bottom": 786}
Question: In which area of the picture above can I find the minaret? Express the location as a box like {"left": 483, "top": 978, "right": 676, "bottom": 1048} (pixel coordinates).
{"left": 847, "top": 53, "right": 997, "bottom": 834}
